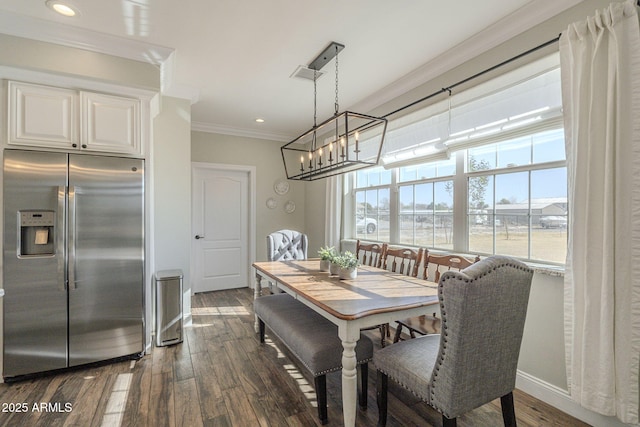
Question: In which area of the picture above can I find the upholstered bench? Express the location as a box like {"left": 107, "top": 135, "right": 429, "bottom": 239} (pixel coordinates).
{"left": 254, "top": 293, "right": 373, "bottom": 425}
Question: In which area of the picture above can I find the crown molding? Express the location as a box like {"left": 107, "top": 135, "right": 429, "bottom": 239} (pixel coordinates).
{"left": 191, "top": 121, "right": 292, "bottom": 142}
{"left": 0, "top": 10, "right": 174, "bottom": 65}
{"left": 350, "top": 0, "right": 582, "bottom": 115}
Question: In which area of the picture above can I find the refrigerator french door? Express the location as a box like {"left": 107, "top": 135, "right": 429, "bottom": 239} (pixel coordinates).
{"left": 3, "top": 149, "right": 144, "bottom": 379}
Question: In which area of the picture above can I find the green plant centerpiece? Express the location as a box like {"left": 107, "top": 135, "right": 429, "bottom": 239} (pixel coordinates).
{"left": 335, "top": 250, "right": 359, "bottom": 280}
{"left": 318, "top": 246, "right": 336, "bottom": 272}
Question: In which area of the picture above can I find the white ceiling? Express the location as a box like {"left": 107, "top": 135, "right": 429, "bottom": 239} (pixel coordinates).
{"left": 0, "top": 0, "right": 580, "bottom": 142}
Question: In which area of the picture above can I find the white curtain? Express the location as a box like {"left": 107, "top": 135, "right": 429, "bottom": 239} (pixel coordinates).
{"left": 325, "top": 175, "right": 343, "bottom": 250}
{"left": 560, "top": 0, "right": 640, "bottom": 424}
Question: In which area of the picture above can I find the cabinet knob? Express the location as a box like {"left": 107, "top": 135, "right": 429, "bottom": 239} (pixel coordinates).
{"left": 82, "top": 144, "right": 87, "bottom": 148}
{"left": 72, "top": 143, "right": 77, "bottom": 148}
{"left": 195, "top": 235, "right": 204, "bottom": 240}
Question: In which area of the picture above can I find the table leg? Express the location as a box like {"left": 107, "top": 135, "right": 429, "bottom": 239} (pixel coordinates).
{"left": 254, "top": 271, "right": 262, "bottom": 333}
{"left": 339, "top": 324, "right": 360, "bottom": 427}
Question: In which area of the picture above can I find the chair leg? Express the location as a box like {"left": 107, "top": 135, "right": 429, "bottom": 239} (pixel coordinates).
{"left": 501, "top": 392, "right": 517, "bottom": 427}
{"left": 393, "top": 323, "right": 403, "bottom": 343}
{"left": 314, "top": 375, "right": 328, "bottom": 425}
{"left": 378, "top": 325, "right": 387, "bottom": 347}
{"left": 359, "top": 363, "right": 368, "bottom": 410}
{"left": 258, "top": 319, "right": 265, "bottom": 343}
{"left": 376, "top": 370, "right": 388, "bottom": 427}
{"left": 442, "top": 415, "right": 457, "bottom": 427}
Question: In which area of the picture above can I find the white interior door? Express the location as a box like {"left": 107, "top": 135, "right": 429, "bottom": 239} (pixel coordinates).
{"left": 192, "top": 166, "right": 250, "bottom": 293}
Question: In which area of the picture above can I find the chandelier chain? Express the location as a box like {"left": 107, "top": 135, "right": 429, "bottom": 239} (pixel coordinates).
{"left": 313, "top": 69, "right": 318, "bottom": 128}
{"left": 334, "top": 44, "right": 339, "bottom": 115}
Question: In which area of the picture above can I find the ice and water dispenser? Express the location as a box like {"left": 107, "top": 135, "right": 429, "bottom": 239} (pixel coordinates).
{"left": 19, "top": 210, "right": 55, "bottom": 256}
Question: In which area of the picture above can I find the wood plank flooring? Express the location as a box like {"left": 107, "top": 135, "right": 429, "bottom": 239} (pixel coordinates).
{"left": 0, "top": 287, "right": 591, "bottom": 427}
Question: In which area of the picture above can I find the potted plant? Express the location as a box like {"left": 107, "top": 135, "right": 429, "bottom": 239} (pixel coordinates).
{"left": 318, "top": 246, "right": 336, "bottom": 272}
{"left": 335, "top": 251, "right": 359, "bottom": 280}
{"left": 329, "top": 257, "right": 341, "bottom": 276}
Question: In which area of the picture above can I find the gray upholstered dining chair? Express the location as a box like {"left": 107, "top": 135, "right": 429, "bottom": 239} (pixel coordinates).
{"left": 374, "top": 255, "right": 534, "bottom": 427}
{"left": 266, "top": 229, "right": 308, "bottom": 261}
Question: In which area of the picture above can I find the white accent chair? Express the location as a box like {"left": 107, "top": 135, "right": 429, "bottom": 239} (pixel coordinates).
{"left": 266, "top": 229, "right": 308, "bottom": 261}
{"left": 265, "top": 229, "right": 308, "bottom": 293}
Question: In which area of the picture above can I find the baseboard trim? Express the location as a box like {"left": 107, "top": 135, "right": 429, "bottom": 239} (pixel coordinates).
{"left": 183, "top": 312, "right": 193, "bottom": 327}
{"left": 516, "top": 370, "right": 632, "bottom": 427}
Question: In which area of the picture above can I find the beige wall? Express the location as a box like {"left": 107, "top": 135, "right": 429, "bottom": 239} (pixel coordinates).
{"left": 153, "top": 96, "right": 192, "bottom": 321}
{"left": 519, "top": 273, "right": 567, "bottom": 388}
{"left": 303, "top": 179, "right": 329, "bottom": 257}
{"left": 191, "top": 131, "right": 306, "bottom": 261}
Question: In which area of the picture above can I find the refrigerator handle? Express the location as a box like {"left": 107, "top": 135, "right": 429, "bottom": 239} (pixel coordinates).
{"left": 68, "top": 185, "right": 77, "bottom": 290}
{"left": 57, "top": 186, "right": 67, "bottom": 291}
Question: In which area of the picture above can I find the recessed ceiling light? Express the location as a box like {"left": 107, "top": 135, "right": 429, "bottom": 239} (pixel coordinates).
{"left": 255, "top": 118, "right": 265, "bottom": 123}
{"left": 45, "top": 0, "right": 78, "bottom": 17}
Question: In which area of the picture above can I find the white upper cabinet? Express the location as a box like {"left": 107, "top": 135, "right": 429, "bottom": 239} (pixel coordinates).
{"left": 81, "top": 91, "right": 140, "bottom": 154}
{"left": 8, "top": 81, "right": 142, "bottom": 156}
{"left": 9, "top": 81, "right": 77, "bottom": 149}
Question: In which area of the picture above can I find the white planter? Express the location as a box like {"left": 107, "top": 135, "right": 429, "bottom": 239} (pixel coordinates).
{"left": 320, "top": 259, "right": 330, "bottom": 272}
{"left": 339, "top": 267, "right": 358, "bottom": 280}
{"left": 329, "top": 262, "right": 340, "bottom": 276}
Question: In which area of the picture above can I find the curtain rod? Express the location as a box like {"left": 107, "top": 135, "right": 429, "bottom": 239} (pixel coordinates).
{"left": 381, "top": 35, "right": 561, "bottom": 119}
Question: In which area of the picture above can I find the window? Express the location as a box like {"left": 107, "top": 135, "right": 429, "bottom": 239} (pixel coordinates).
{"left": 355, "top": 186, "right": 390, "bottom": 241}
{"left": 348, "top": 55, "right": 567, "bottom": 265}
{"left": 467, "top": 128, "right": 567, "bottom": 263}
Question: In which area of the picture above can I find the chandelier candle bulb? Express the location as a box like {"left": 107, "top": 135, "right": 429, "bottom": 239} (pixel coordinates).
{"left": 329, "top": 142, "right": 334, "bottom": 162}
{"left": 318, "top": 148, "right": 323, "bottom": 167}
{"left": 300, "top": 156, "right": 304, "bottom": 172}
{"left": 341, "top": 137, "right": 345, "bottom": 158}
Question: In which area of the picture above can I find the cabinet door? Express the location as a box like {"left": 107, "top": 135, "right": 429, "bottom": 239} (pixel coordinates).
{"left": 8, "top": 81, "right": 77, "bottom": 149}
{"left": 81, "top": 91, "right": 140, "bottom": 154}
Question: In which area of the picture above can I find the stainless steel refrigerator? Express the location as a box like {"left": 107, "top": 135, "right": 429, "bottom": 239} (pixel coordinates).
{"left": 3, "top": 149, "right": 144, "bottom": 380}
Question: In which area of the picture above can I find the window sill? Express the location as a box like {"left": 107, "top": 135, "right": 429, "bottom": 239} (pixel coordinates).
{"left": 527, "top": 262, "right": 565, "bottom": 278}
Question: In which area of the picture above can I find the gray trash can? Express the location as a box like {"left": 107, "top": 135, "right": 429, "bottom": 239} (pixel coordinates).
{"left": 155, "top": 269, "right": 183, "bottom": 347}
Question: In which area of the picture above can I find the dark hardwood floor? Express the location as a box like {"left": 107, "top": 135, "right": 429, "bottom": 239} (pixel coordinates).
{"left": 0, "top": 287, "right": 590, "bottom": 426}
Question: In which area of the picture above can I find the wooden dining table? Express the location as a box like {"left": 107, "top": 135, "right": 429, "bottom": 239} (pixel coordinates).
{"left": 252, "top": 259, "right": 439, "bottom": 427}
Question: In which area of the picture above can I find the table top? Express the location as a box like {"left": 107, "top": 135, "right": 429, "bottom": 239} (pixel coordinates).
{"left": 253, "top": 259, "right": 439, "bottom": 321}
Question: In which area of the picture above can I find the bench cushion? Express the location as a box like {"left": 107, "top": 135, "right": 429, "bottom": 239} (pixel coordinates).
{"left": 254, "top": 294, "right": 373, "bottom": 377}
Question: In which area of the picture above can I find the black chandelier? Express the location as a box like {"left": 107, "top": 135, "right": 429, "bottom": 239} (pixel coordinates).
{"left": 281, "top": 42, "right": 388, "bottom": 181}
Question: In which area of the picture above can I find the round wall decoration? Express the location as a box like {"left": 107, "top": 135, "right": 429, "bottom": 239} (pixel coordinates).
{"left": 274, "top": 179, "right": 290, "bottom": 195}
{"left": 266, "top": 197, "right": 277, "bottom": 209}
{"left": 284, "top": 200, "right": 296, "bottom": 214}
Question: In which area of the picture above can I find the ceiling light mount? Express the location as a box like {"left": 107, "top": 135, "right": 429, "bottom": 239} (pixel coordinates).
{"left": 281, "top": 41, "right": 387, "bottom": 181}
{"left": 308, "top": 41, "right": 345, "bottom": 71}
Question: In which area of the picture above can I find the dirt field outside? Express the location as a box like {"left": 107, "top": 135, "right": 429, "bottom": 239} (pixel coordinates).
{"left": 356, "top": 224, "right": 567, "bottom": 264}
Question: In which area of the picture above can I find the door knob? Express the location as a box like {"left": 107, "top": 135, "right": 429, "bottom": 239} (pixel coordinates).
{"left": 195, "top": 235, "right": 204, "bottom": 239}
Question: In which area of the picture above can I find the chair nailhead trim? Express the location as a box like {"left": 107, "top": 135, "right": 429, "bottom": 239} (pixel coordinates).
{"left": 378, "top": 368, "right": 431, "bottom": 402}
